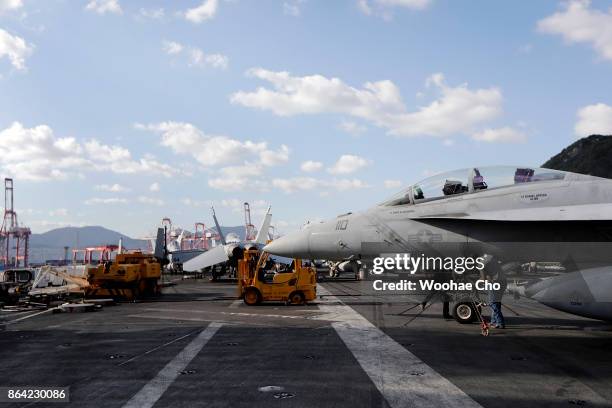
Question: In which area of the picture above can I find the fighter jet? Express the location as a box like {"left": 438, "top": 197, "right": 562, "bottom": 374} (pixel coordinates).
{"left": 264, "top": 166, "right": 612, "bottom": 322}
{"left": 183, "top": 206, "right": 272, "bottom": 280}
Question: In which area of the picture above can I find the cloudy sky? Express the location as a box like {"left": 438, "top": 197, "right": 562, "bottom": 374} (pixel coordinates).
{"left": 1, "top": 0, "right": 611, "bottom": 237}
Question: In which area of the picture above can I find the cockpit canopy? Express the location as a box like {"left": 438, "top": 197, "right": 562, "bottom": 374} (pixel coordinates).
{"left": 382, "top": 166, "right": 566, "bottom": 206}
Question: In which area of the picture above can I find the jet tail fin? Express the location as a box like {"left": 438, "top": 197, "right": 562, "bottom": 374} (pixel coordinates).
{"left": 254, "top": 206, "right": 272, "bottom": 245}
{"left": 153, "top": 227, "right": 166, "bottom": 261}
{"left": 212, "top": 207, "right": 226, "bottom": 245}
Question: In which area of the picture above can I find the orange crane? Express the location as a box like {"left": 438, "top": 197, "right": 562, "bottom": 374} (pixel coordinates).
{"left": 0, "top": 178, "right": 31, "bottom": 267}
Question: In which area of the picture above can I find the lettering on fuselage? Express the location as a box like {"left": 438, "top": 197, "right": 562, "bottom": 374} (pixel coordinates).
{"left": 407, "top": 230, "right": 443, "bottom": 244}
{"left": 519, "top": 192, "right": 549, "bottom": 203}
{"left": 336, "top": 219, "right": 349, "bottom": 230}
{"left": 389, "top": 209, "right": 414, "bottom": 215}
{"left": 569, "top": 291, "right": 583, "bottom": 306}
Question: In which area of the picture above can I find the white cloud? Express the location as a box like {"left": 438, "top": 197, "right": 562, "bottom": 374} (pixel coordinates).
{"left": 49, "top": 208, "right": 68, "bottom": 217}
{"left": 300, "top": 160, "right": 323, "bottom": 172}
{"left": 328, "top": 154, "right": 370, "bottom": 174}
{"left": 0, "top": 0, "right": 22, "bottom": 13}
{"left": 338, "top": 120, "right": 367, "bottom": 135}
{"left": 384, "top": 179, "right": 402, "bottom": 189}
{"left": 272, "top": 177, "right": 319, "bottom": 193}
{"left": 188, "top": 48, "right": 229, "bottom": 69}
{"left": 284, "top": 0, "right": 305, "bottom": 16}
{"left": 0, "top": 122, "right": 177, "bottom": 181}
{"left": 138, "top": 7, "right": 164, "bottom": 19}
{"left": 162, "top": 40, "right": 183, "bottom": 55}
{"left": 95, "top": 183, "right": 130, "bottom": 193}
{"left": 219, "top": 198, "right": 269, "bottom": 218}
{"left": 207, "top": 164, "right": 268, "bottom": 192}
{"left": 119, "top": 156, "right": 178, "bottom": 177}
{"left": 138, "top": 196, "right": 165, "bottom": 206}
{"left": 471, "top": 127, "right": 527, "bottom": 143}
{"left": 181, "top": 197, "right": 194, "bottom": 206}
{"left": 272, "top": 177, "right": 369, "bottom": 194}
{"left": 162, "top": 40, "right": 228, "bottom": 69}
{"left": 84, "top": 197, "right": 128, "bottom": 205}
{"left": 330, "top": 178, "right": 369, "bottom": 191}
{"left": 0, "top": 28, "right": 33, "bottom": 70}
{"left": 231, "top": 68, "right": 405, "bottom": 117}
{"left": 357, "top": 0, "right": 431, "bottom": 18}
{"left": 231, "top": 69, "right": 502, "bottom": 139}
{"left": 259, "top": 144, "right": 290, "bottom": 166}
{"left": 136, "top": 121, "right": 287, "bottom": 169}
{"left": 85, "top": 139, "right": 131, "bottom": 163}
{"left": 357, "top": 0, "right": 372, "bottom": 15}
{"left": 149, "top": 182, "right": 160, "bottom": 192}
{"left": 537, "top": 0, "right": 612, "bottom": 61}
{"left": 376, "top": 0, "right": 431, "bottom": 9}
{"left": 19, "top": 208, "right": 41, "bottom": 216}
{"left": 575, "top": 103, "right": 612, "bottom": 137}
{"left": 85, "top": 0, "right": 122, "bottom": 15}
{"left": 220, "top": 198, "right": 242, "bottom": 209}
{"left": 85, "top": 139, "right": 177, "bottom": 176}
{"left": 200, "top": 53, "right": 228, "bottom": 69}
{"left": 184, "top": 0, "right": 218, "bottom": 23}
{"left": 181, "top": 197, "right": 211, "bottom": 207}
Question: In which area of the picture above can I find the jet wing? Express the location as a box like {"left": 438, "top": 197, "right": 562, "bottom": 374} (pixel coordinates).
{"left": 182, "top": 245, "right": 229, "bottom": 272}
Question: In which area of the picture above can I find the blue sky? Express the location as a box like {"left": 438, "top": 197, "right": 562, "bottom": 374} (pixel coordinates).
{"left": 0, "top": 0, "right": 611, "bottom": 238}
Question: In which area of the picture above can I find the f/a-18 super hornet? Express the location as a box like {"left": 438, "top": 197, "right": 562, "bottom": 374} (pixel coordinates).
{"left": 183, "top": 206, "right": 272, "bottom": 280}
{"left": 264, "top": 166, "right": 612, "bottom": 322}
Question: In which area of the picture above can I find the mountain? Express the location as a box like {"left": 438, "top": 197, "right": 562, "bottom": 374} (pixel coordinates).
{"left": 30, "top": 226, "right": 147, "bottom": 249}
{"left": 28, "top": 225, "right": 247, "bottom": 264}
{"left": 28, "top": 226, "right": 148, "bottom": 264}
{"left": 542, "top": 135, "right": 612, "bottom": 178}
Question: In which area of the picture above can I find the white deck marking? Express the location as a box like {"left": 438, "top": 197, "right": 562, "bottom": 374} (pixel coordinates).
{"left": 122, "top": 322, "right": 222, "bottom": 408}
{"left": 318, "top": 286, "right": 483, "bottom": 408}
{"left": 228, "top": 299, "right": 242, "bottom": 308}
{"left": 130, "top": 309, "right": 306, "bottom": 320}
{"left": 1, "top": 308, "right": 56, "bottom": 326}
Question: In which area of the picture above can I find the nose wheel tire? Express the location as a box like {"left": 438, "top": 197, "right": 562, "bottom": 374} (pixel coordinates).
{"left": 453, "top": 302, "right": 477, "bottom": 324}
{"left": 289, "top": 291, "right": 305, "bottom": 305}
{"left": 243, "top": 288, "right": 261, "bottom": 306}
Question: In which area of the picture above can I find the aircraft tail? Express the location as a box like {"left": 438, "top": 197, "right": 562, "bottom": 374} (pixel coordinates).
{"left": 254, "top": 206, "right": 272, "bottom": 245}
{"left": 153, "top": 227, "right": 166, "bottom": 260}
{"left": 212, "top": 207, "right": 226, "bottom": 245}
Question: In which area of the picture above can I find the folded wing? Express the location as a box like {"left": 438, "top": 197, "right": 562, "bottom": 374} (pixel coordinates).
{"left": 182, "top": 245, "right": 229, "bottom": 272}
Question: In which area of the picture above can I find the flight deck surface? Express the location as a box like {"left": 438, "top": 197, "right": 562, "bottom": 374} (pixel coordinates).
{"left": 1, "top": 278, "right": 611, "bottom": 408}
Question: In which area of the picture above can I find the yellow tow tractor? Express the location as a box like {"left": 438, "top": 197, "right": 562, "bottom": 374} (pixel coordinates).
{"left": 84, "top": 227, "right": 168, "bottom": 301}
{"left": 237, "top": 249, "right": 316, "bottom": 305}
{"left": 86, "top": 251, "right": 162, "bottom": 300}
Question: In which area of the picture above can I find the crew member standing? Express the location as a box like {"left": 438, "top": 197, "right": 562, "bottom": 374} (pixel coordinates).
{"left": 483, "top": 254, "right": 507, "bottom": 329}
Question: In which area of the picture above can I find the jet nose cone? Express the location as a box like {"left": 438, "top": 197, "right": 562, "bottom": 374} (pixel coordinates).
{"left": 264, "top": 230, "right": 310, "bottom": 258}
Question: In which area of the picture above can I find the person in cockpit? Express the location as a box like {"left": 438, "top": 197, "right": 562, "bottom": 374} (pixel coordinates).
{"left": 473, "top": 168, "right": 487, "bottom": 190}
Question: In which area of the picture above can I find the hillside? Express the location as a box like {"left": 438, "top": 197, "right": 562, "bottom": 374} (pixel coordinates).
{"left": 542, "top": 135, "right": 612, "bottom": 178}
{"left": 28, "top": 225, "right": 246, "bottom": 263}
{"left": 30, "top": 226, "right": 147, "bottom": 249}
{"left": 28, "top": 226, "right": 148, "bottom": 263}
